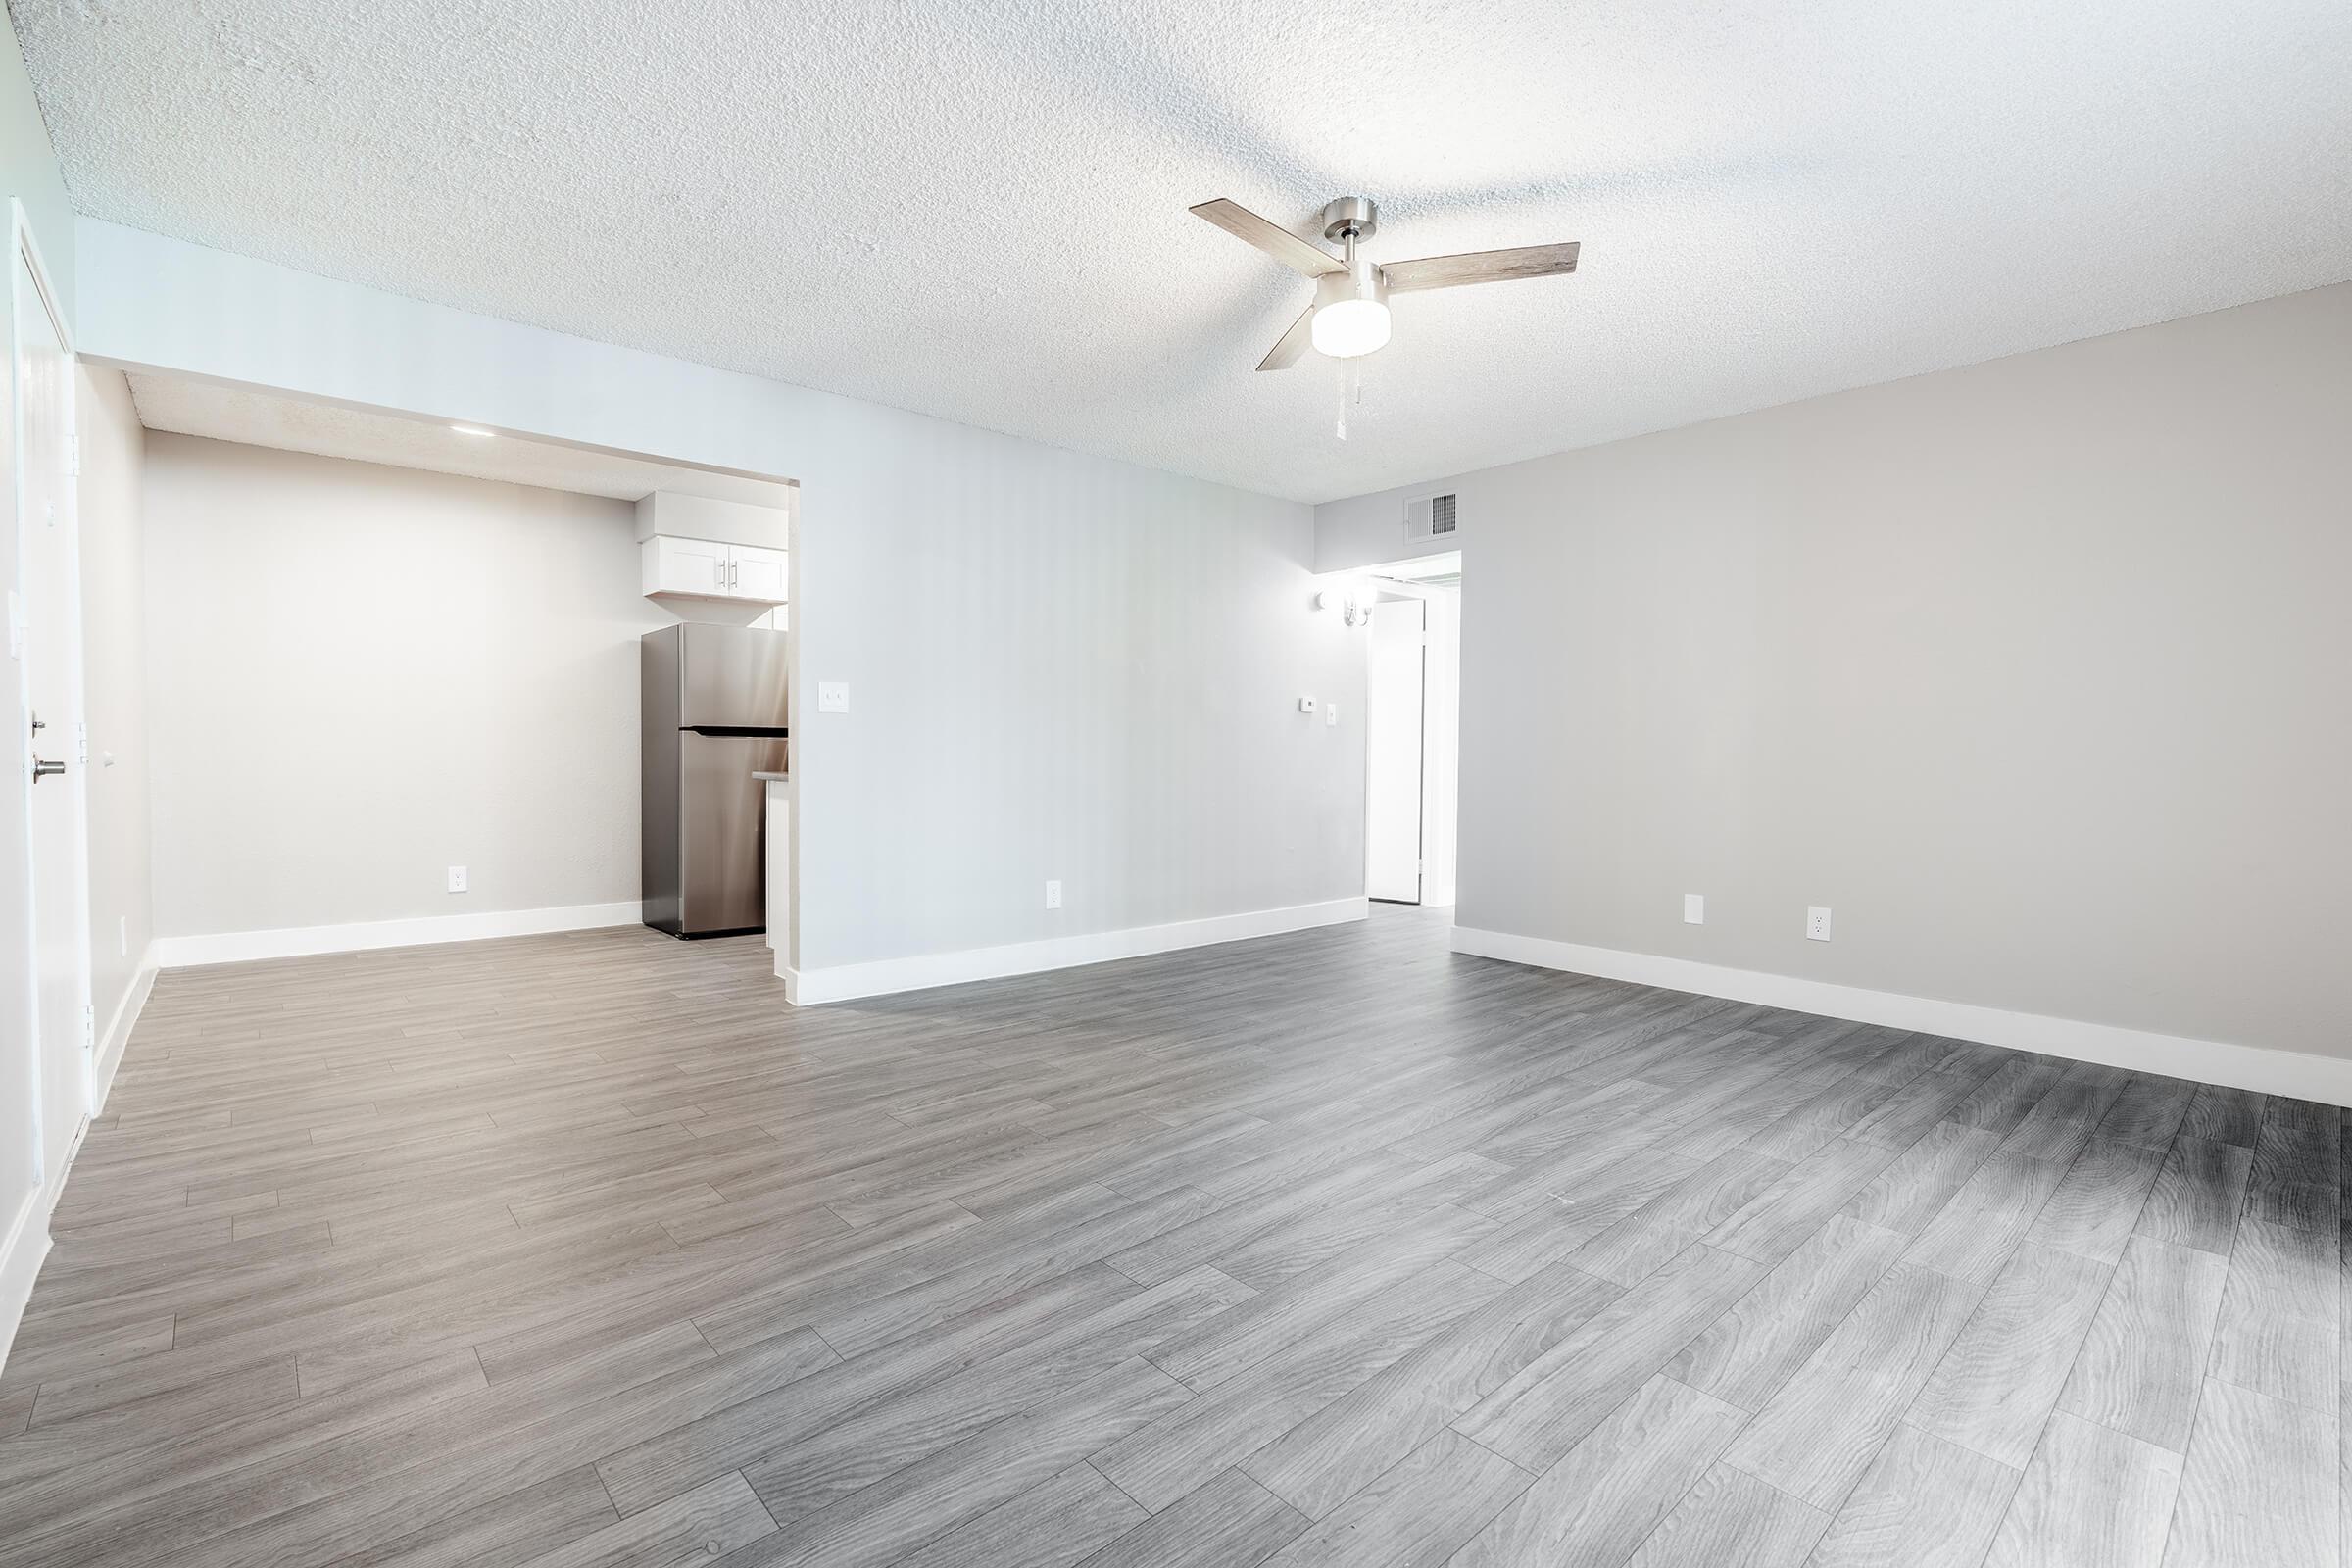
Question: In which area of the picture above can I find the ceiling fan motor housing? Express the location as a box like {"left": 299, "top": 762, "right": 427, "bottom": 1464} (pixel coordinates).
{"left": 1320, "top": 196, "right": 1379, "bottom": 242}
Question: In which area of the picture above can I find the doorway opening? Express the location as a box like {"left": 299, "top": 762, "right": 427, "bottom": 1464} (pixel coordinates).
{"left": 1362, "top": 551, "right": 1459, "bottom": 908}
{"left": 100, "top": 369, "right": 803, "bottom": 979}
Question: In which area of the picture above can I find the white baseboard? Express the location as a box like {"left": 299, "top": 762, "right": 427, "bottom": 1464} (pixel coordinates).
{"left": 92, "top": 953, "right": 156, "bottom": 1116}
{"left": 0, "top": 956, "right": 153, "bottom": 1378}
{"left": 1, "top": 948, "right": 160, "bottom": 1374}
{"left": 0, "top": 1101, "right": 97, "bottom": 1381}
{"left": 785, "top": 897, "right": 1369, "bottom": 1005}
{"left": 0, "top": 1187, "right": 48, "bottom": 1382}
{"left": 151, "top": 902, "right": 642, "bottom": 969}
{"left": 1453, "top": 926, "right": 2352, "bottom": 1109}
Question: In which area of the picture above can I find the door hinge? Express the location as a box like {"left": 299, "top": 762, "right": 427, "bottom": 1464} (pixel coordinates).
{"left": 76, "top": 721, "right": 89, "bottom": 764}
{"left": 81, "top": 1003, "right": 95, "bottom": 1050}
{"left": 66, "top": 431, "right": 80, "bottom": 478}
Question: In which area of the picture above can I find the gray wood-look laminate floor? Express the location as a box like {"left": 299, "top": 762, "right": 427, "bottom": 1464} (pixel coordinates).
{"left": 0, "top": 906, "right": 2337, "bottom": 1567}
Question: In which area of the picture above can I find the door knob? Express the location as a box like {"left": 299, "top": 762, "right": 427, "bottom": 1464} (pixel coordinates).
{"left": 31, "top": 758, "right": 64, "bottom": 781}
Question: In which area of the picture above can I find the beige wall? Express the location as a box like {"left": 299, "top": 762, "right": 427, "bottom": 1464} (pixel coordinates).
{"left": 143, "top": 436, "right": 667, "bottom": 938}
{"left": 75, "top": 365, "right": 150, "bottom": 1039}
{"left": 1316, "top": 282, "right": 2352, "bottom": 1059}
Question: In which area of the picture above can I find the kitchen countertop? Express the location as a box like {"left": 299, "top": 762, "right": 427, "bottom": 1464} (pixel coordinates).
{"left": 753, "top": 771, "right": 792, "bottom": 782}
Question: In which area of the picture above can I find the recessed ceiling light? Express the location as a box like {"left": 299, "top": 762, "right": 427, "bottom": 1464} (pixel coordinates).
{"left": 450, "top": 424, "right": 496, "bottom": 438}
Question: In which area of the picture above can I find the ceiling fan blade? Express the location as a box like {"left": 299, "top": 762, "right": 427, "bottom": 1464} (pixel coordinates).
{"left": 1191, "top": 199, "right": 1345, "bottom": 278}
{"left": 1381, "top": 240, "right": 1581, "bottom": 293}
{"left": 1255, "top": 306, "right": 1314, "bottom": 371}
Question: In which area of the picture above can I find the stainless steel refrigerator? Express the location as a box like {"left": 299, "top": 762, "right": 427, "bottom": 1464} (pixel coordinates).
{"left": 641, "top": 623, "right": 789, "bottom": 937}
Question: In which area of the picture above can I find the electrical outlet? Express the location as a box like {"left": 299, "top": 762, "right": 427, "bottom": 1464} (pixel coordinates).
{"left": 817, "top": 681, "right": 850, "bottom": 713}
{"left": 447, "top": 865, "right": 468, "bottom": 894}
{"left": 1684, "top": 894, "right": 1704, "bottom": 925}
{"left": 1044, "top": 880, "right": 1062, "bottom": 910}
{"left": 1325, "top": 702, "right": 1340, "bottom": 727}
{"left": 1806, "top": 906, "right": 1832, "bottom": 941}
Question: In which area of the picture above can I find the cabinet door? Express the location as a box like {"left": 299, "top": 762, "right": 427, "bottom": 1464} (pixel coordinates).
{"left": 729, "top": 544, "right": 789, "bottom": 603}
{"left": 654, "top": 536, "right": 729, "bottom": 597}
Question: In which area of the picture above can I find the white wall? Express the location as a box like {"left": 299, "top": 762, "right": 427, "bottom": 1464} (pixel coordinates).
{"left": 143, "top": 435, "right": 664, "bottom": 939}
{"left": 74, "top": 364, "right": 150, "bottom": 1061}
{"left": 1317, "top": 498, "right": 1463, "bottom": 578}
{"left": 1318, "top": 282, "right": 2352, "bottom": 1063}
{"left": 78, "top": 221, "right": 1365, "bottom": 974}
{"left": 803, "top": 432, "right": 1360, "bottom": 968}
{"left": 0, "top": 23, "right": 71, "bottom": 320}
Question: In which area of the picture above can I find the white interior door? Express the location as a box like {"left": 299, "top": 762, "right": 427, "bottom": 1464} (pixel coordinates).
{"left": 16, "top": 244, "right": 89, "bottom": 1190}
{"left": 1365, "top": 597, "right": 1426, "bottom": 904}
{"left": 0, "top": 248, "right": 35, "bottom": 1226}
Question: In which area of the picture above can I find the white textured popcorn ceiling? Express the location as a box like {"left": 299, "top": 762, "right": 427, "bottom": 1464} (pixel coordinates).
{"left": 19, "top": 0, "right": 2352, "bottom": 503}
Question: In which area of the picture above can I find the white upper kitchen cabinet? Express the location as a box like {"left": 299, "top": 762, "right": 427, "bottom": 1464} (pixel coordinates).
{"left": 644, "top": 534, "right": 730, "bottom": 598}
{"left": 641, "top": 536, "right": 787, "bottom": 606}
{"left": 729, "top": 543, "right": 789, "bottom": 601}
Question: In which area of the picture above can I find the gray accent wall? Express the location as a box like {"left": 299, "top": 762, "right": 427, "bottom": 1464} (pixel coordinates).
{"left": 1317, "top": 282, "right": 2352, "bottom": 1058}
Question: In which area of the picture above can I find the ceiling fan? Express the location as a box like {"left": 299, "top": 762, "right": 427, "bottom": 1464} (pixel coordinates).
{"left": 1191, "top": 196, "right": 1580, "bottom": 371}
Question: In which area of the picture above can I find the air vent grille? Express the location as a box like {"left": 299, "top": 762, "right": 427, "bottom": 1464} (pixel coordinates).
{"left": 1403, "top": 491, "right": 1461, "bottom": 543}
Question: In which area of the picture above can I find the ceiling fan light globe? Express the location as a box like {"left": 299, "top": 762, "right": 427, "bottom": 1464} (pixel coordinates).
{"left": 1312, "top": 299, "right": 1391, "bottom": 359}
{"left": 1310, "top": 255, "right": 1392, "bottom": 360}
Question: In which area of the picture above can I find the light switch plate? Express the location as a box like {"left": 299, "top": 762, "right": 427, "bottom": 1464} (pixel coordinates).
{"left": 1684, "top": 894, "right": 1703, "bottom": 925}
{"left": 817, "top": 681, "right": 850, "bottom": 713}
{"left": 1325, "top": 703, "right": 1340, "bottom": 727}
